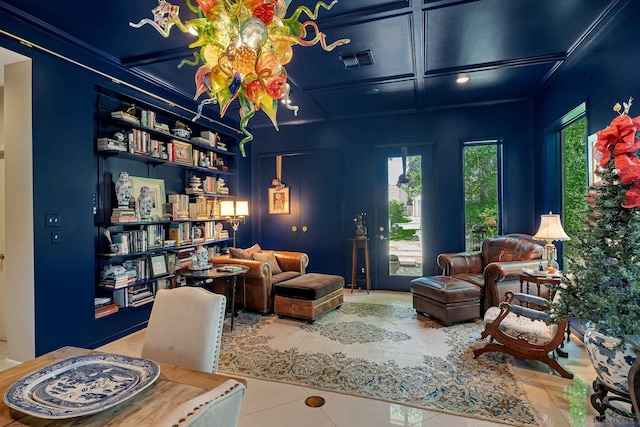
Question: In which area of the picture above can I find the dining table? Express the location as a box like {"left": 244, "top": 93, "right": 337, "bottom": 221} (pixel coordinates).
{"left": 0, "top": 346, "right": 246, "bottom": 426}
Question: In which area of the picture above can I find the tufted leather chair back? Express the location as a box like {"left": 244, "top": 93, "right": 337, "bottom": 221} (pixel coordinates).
{"left": 481, "top": 234, "right": 544, "bottom": 268}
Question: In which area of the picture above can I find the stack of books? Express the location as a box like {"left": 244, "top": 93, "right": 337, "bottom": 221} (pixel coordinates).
{"left": 100, "top": 268, "right": 128, "bottom": 289}
{"left": 95, "top": 301, "right": 119, "bottom": 319}
{"left": 111, "top": 208, "right": 136, "bottom": 223}
{"left": 97, "top": 138, "right": 127, "bottom": 152}
{"left": 200, "top": 131, "right": 218, "bottom": 146}
{"left": 128, "top": 285, "right": 155, "bottom": 307}
{"left": 167, "top": 194, "right": 189, "bottom": 220}
{"left": 191, "top": 136, "right": 210, "bottom": 144}
{"left": 111, "top": 110, "right": 139, "bottom": 124}
{"left": 154, "top": 122, "right": 170, "bottom": 133}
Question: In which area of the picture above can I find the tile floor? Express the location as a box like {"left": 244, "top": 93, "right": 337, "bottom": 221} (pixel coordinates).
{"left": 0, "top": 291, "right": 634, "bottom": 426}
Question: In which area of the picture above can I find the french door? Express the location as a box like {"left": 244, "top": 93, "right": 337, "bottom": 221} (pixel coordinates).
{"left": 375, "top": 145, "right": 434, "bottom": 291}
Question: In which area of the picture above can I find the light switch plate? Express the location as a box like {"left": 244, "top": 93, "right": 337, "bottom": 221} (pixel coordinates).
{"left": 45, "top": 214, "right": 61, "bottom": 227}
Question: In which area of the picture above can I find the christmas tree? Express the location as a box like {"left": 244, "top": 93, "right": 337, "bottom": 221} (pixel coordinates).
{"left": 551, "top": 98, "right": 640, "bottom": 341}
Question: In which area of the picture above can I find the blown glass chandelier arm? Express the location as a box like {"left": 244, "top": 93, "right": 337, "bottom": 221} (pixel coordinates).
{"left": 130, "top": 0, "right": 350, "bottom": 156}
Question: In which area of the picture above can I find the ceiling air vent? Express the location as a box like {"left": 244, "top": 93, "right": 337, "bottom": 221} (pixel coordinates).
{"left": 339, "top": 50, "right": 374, "bottom": 68}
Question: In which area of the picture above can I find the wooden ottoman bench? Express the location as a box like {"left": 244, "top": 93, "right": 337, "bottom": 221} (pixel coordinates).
{"left": 410, "top": 275, "right": 480, "bottom": 326}
{"left": 274, "top": 273, "right": 344, "bottom": 322}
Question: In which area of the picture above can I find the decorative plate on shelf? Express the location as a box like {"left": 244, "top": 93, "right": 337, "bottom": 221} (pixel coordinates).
{"left": 4, "top": 353, "right": 160, "bottom": 419}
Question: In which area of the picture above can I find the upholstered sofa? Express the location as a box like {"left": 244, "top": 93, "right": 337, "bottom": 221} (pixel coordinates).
{"left": 209, "top": 244, "right": 309, "bottom": 314}
{"left": 437, "top": 234, "right": 545, "bottom": 312}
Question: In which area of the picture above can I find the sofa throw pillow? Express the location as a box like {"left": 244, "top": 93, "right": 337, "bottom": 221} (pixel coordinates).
{"left": 229, "top": 244, "right": 262, "bottom": 260}
{"left": 253, "top": 251, "right": 282, "bottom": 274}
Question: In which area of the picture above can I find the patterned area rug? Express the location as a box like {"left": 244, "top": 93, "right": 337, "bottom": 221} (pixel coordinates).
{"left": 218, "top": 303, "right": 541, "bottom": 426}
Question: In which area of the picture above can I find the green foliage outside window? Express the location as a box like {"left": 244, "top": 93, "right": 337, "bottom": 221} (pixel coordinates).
{"left": 388, "top": 155, "right": 422, "bottom": 241}
{"left": 464, "top": 144, "right": 499, "bottom": 242}
{"left": 405, "top": 156, "right": 422, "bottom": 200}
{"left": 562, "top": 117, "right": 588, "bottom": 241}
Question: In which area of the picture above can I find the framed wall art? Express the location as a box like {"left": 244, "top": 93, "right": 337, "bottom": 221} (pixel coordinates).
{"left": 172, "top": 141, "right": 193, "bottom": 165}
{"left": 150, "top": 254, "right": 168, "bottom": 277}
{"left": 129, "top": 176, "right": 166, "bottom": 220}
{"left": 268, "top": 187, "right": 290, "bottom": 214}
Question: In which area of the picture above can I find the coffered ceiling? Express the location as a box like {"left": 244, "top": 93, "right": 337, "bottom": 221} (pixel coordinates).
{"left": 0, "top": 0, "right": 626, "bottom": 130}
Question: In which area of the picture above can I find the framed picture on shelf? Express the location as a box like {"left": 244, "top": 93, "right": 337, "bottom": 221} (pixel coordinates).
{"left": 173, "top": 141, "right": 193, "bottom": 165}
{"left": 129, "top": 176, "right": 166, "bottom": 220}
{"left": 150, "top": 254, "right": 168, "bottom": 277}
{"left": 268, "top": 187, "right": 290, "bottom": 215}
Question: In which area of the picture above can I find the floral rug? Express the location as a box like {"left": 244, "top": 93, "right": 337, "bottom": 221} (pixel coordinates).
{"left": 218, "top": 303, "right": 541, "bottom": 426}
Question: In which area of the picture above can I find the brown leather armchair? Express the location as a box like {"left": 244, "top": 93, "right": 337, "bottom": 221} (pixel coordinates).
{"left": 437, "top": 234, "right": 545, "bottom": 312}
{"left": 209, "top": 250, "right": 309, "bottom": 314}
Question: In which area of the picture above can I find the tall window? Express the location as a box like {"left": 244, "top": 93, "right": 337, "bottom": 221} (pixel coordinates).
{"left": 561, "top": 114, "right": 588, "bottom": 237}
{"left": 463, "top": 140, "right": 501, "bottom": 250}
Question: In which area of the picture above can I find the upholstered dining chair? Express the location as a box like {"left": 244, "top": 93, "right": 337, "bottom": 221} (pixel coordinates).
{"left": 473, "top": 290, "right": 573, "bottom": 379}
{"left": 142, "top": 287, "right": 226, "bottom": 372}
{"left": 157, "top": 379, "right": 246, "bottom": 427}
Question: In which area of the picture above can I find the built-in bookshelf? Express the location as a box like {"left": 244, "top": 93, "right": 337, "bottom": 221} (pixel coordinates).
{"left": 94, "top": 88, "right": 238, "bottom": 319}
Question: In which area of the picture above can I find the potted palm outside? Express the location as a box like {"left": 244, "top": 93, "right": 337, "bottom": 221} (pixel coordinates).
{"left": 550, "top": 98, "right": 640, "bottom": 413}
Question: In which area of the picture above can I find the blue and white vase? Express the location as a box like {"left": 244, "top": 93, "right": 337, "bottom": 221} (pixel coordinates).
{"left": 114, "top": 172, "right": 132, "bottom": 208}
{"left": 196, "top": 245, "right": 209, "bottom": 269}
{"left": 138, "top": 186, "right": 153, "bottom": 221}
{"left": 583, "top": 324, "right": 637, "bottom": 394}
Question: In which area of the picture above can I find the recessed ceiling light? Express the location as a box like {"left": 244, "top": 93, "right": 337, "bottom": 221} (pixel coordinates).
{"left": 456, "top": 76, "right": 470, "bottom": 85}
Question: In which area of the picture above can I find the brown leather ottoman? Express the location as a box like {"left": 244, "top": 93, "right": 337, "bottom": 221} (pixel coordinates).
{"left": 274, "top": 273, "right": 344, "bottom": 322}
{"left": 410, "top": 276, "right": 480, "bottom": 326}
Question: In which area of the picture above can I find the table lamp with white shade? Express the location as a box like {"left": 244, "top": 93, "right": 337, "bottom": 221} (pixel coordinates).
{"left": 532, "top": 212, "right": 570, "bottom": 270}
{"left": 220, "top": 200, "right": 249, "bottom": 247}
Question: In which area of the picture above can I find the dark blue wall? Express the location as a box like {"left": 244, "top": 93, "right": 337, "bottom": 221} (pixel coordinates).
{"left": 250, "top": 102, "right": 537, "bottom": 281}
{"left": 2, "top": 0, "right": 636, "bottom": 354}
{"left": 532, "top": 1, "right": 640, "bottom": 215}
{"left": 0, "top": 10, "right": 242, "bottom": 355}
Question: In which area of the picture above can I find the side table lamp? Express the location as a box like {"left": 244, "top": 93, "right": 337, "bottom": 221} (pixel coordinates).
{"left": 533, "top": 212, "right": 570, "bottom": 270}
{"left": 220, "top": 200, "right": 249, "bottom": 248}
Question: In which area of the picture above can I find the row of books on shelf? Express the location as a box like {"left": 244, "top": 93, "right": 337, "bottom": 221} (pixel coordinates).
{"left": 185, "top": 177, "right": 229, "bottom": 195}
{"left": 111, "top": 225, "right": 164, "bottom": 254}
{"left": 100, "top": 258, "right": 150, "bottom": 289}
{"left": 99, "top": 126, "right": 229, "bottom": 163}
{"left": 94, "top": 276, "right": 181, "bottom": 317}
{"left": 110, "top": 110, "right": 169, "bottom": 134}
{"left": 192, "top": 149, "right": 227, "bottom": 170}
{"left": 110, "top": 110, "right": 228, "bottom": 152}
{"left": 110, "top": 277, "right": 174, "bottom": 309}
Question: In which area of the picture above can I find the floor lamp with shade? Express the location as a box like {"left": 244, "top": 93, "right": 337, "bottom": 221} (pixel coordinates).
{"left": 220, "top": 200, "right": 249, "bottom": 247}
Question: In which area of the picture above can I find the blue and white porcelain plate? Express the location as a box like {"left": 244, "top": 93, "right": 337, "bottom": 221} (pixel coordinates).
{"left": 4, "top": 353, "right": 160, "bottom": 419}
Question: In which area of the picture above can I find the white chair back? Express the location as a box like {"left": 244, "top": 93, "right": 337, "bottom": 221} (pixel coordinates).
{"left": 157, "top": 379, "right": 245, "bottom": 427}
{"left": 142, "top": 287, "right": 226, "bottom": 372}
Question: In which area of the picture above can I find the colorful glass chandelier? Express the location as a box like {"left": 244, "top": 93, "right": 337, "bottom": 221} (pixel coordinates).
{"left": 131, "top": 0, "right": 350, "bottom": 155}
